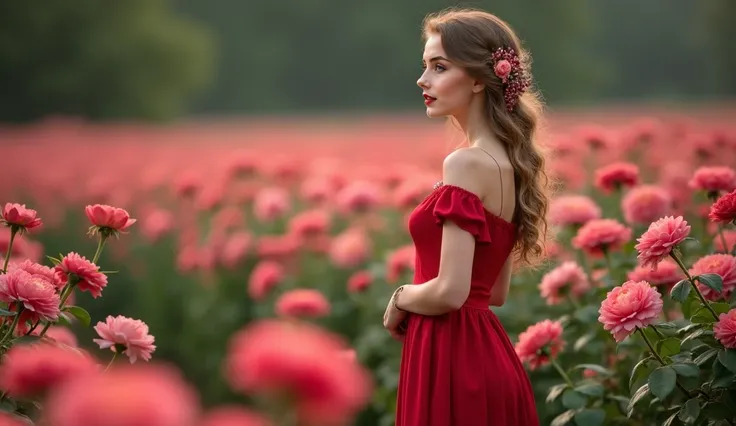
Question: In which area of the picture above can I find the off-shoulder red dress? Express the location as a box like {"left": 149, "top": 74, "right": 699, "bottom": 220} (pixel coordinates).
{"left": 395, "top": 182, "right": 539, "bottom": 426}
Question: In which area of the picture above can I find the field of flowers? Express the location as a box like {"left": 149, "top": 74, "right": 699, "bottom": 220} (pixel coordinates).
{"left": 0, "top": 107, "right": 735, "bottom": 426}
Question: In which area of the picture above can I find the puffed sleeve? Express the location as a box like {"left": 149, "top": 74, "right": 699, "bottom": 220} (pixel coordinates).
{"left": 432, "top": 185, "right": 491, "bottom": 243}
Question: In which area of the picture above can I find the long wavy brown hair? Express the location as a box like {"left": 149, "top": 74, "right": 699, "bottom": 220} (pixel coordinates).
{"left": 423, "top": 7, "right": 552, "bottom": 269}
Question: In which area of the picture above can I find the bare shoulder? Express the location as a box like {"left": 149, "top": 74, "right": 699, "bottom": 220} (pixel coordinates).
{"left": 441, "top": 148, "right": 486, "bottom": 194}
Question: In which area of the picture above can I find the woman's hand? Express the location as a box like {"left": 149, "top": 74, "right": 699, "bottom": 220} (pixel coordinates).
{"left": 383, "top": 291, "right": 409, "bottom": 342}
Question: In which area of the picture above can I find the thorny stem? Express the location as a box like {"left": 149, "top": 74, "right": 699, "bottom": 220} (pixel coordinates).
{"left": 636, "top": 328, "right": 692, "bottom": 398}
{"left": 669, "top": 252, "right": 719, "bottom": 321}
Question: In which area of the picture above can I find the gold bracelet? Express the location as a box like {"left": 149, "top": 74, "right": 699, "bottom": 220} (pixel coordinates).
{"left": 392, "top": 286, "right": 407, "bottom": 312}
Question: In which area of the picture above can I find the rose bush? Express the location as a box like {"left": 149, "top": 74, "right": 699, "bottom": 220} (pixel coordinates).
{"left": 0, "top": 112, "right": 735, "bottom": 425}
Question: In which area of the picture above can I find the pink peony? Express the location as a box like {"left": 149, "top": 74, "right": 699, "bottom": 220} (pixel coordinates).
{"left": 594, "top": 162, "right": 639, "bottom": 193}
{"left": 85, "top": 204, "right": 136, "bottom": 233}
{"left": 328, "top": 227, "right": 371, "bottom": 268}
{"left": 621, "top": 185, "right": 673, "bottom": 225}
{"left": 689, "top": 254, "right": 736, "bottom": 301}
{"left": 226, "top": 320, "right": 372, "bottom": 426}
{"left": 548, "top": 195, "right": 602, "bottom": 227}
{"left": 627, "top": 259, "right": 682, "bottom": 289}
{"left": 247, "top": 260, "right": 284, "bottom": 301}
{"left": 198, "top": 406, "right": 273, "bottom": 426}
{"left": 7, "top": 259, "right": 64, "bottom": 290}
{"left": 572, "top": 219, "right": 632, "bottom": 256}
{"left": 709, "top": 189, "right": 736, "bottom": 224}
{"left": 514, "top": 319, "right": 565, "bottom": 370}
{"left": 493, "top": 59, "right": 512, "bottom": 79}
{"left": 538, "top": 261, "right": 589, "bottom": 305}
{"left": 0, "top": 269, "right": 60, "bottom": 322}
{"left": 0, "top": 343, "right": 98, "bottom": 398}
{"left": 93, "top": 315, "right": 156, "bottom": 363}
{"left": 385, "top": 244, "right": 415, "bottom": 283}
{"left": 275, "top": 289, "right": 331, "bottom": 318}
{"left": 44, "top": 364, "right": 199, "bottom": 426}
{"left": 689, "top": 166, "right": 736, "bottom": 194}
{"left": 598, "top": 280, "right": 663, "bottom": 342}
{"left": 714, "top": 309, "right": 736, "bottom": 349}
{"left": 253, "top": 187, "right": 291, "bottom": 222}
{"left": 335, "top": 181, "right": 383, "bottom": 215}
{"left": 54, "top": 252, "right": 108, "bottom": 298}
{"left": 1, "top": 203, "right": 42, "bottom": 231}
{"left": 635, "top": 216, "right": 691, "bottom": 269}
{"left": 347, "top": 270, "right": 372, "bottom": 293}
{"left": 288, "top": 209, "right": 331, "bottom": 239}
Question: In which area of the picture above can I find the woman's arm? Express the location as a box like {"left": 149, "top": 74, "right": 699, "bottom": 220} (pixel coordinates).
{"left": 392, "top": 151, "right": 481, "bottom": 316}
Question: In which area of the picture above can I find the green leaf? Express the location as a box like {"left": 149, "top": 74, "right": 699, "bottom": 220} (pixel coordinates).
{"left": 630, "top": 357, "right": 653, "bottom": 390}
{"left": 696, "top": 273, "right": 723, "bottom": 294}
{"left": 656, "top": 321, "right": 679, "bottom": 331}
{"left": 0, "top": 308, "right": 16, "bottom": 317}
{"left": 62, "top": 305, "right": 91, "bottom": 327}
{"left": 571, "top": 364, "right": 613, "bottom": 376}
{"left": 682, "top": 328, "right": 712, "bottom": 346}
{"left": 711, "top": 302, "right": 731, "bottom": 315}
{"left": 694, "top": 348, "right": 718, "bottom": 366}
{"left": 573, "top": 408, "right": 606, "bottom": 426}
{"left": 561, "top": 389, "right": 588, "bottom": 410}
{"left": 671, "top": 362, "right": 700, "bottom": 378}
{"left": 718, "top": 349, "right": 736, "bottom": 374}
{"left": 701, "top": 402, "right": 732, "bottom": 420}
{"left": 648, "top": 366, "right": 677, "bottom": 401}
{"left": 575, "top": 382, "right": 605, "bottom": 398}
{"left": 690, "top": 308, "right": 717, "bottom": 324}
{"left": 712, "top": 358, "right": 736, "bottom": 388}
{"left": 678, "top": 398, "right": 700, "bottom": 424}
{"left": 657, "top": 338, "right": 681, "bottom": 358}
{"left": 670, "top": 279, "right": 691, "bottom": 302}
{"left": 11, "top": 335, "right": 42, "bottom": 346}
{"left": 45, "top": 255, "right": 61, "bottom": 265}
{"left": 678, "top": 322, "right": 701, "bottom": 335}
{"left": 627, "top": 383, "right": 650, "bottom": 418}
{"left": 551, "top": 409, "right": 576, "bottom": 426}
{"left": 546, "top": 383, "right": 569, "bottom": 403}
{"left": 0, "top": 397, "right": 17, "bottom": 413}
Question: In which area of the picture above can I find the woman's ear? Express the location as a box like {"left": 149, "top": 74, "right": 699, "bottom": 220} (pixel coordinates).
{"left": 472, "top": 80, "right": 485, "bottom": 94}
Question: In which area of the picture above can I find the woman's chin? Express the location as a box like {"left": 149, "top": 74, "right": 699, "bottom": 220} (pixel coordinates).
{"left": 425, "top": 106, "right": 445, "bottom": 118}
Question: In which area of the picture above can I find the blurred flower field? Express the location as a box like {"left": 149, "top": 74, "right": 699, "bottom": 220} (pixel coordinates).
{"left": 0, "top": 106, "right": 736, "bottom": 426}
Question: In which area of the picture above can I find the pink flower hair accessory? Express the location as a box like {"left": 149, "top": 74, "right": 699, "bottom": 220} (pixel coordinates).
{"left": 490, "top": 47, "right": 531, "bottom": 112}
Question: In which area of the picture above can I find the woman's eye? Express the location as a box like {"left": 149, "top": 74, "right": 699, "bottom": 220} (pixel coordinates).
{"left": 435, "top": 64, "right": 446, "bottom": 72}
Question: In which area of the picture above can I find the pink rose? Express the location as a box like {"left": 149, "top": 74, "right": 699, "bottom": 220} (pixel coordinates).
{"left": 494, "top": 59, "right": 512, "bottom": 80}
{"left": 714, "top": 309, "right": 736, "bottom": 349}
{"left": 93, "top": 315, "right": 156, "bottom": 363}
{"left": 635, "top": 216, "right": 691, "bottom": 269}
{"left": 710, "top": 189, "right": 736, "bottom": 224}
{"left": 85, "top": 204, "right": 136, "bottom": 233}
{"left": 514, "top": 319, "right": 565, "bottom": 370}
{"left": 275, "top": 289, "right": 331, "bottom": 318}
{"left": 54, "top": 252, "right": 108, "bottom": 298}
{"left": 1, "top": 203, "right": 42, "bottom": 231}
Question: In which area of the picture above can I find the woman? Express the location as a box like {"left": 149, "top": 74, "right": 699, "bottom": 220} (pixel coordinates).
{"left": 383, "top": 8, "right": 550, "bottom": 426}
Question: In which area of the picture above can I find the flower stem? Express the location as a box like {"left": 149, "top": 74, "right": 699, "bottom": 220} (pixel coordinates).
{"left": 0, "top": 305, "right": 22, "bottom": 344}
{"left": 104, "top": 352, "right": 118, "bottom": 372}
{"left": 636, "top": 327, "right": 691, "bottom": 397}
{"left": 651, "top": 324, "right": 666, "bottom": 340}
{"left": 669, "top": 252, "right": 719, "bottom": 321}
{"left": 37, "top": 279, "right": 74, "bottom": 339}
{"left": 551, "top": 359, "right": 575, "bottom": 388}
{"left": 92, "top": 235, "right": 107, "bottom": 265}
{"left": 1, "top": 227, "right": 18, "bottom": 274}
{"left": 716, "top": 224, "right": 729, "bottom": 253}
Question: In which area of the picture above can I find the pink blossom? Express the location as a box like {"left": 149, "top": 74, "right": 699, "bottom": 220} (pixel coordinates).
{"left": 93, "top": 315, "right": 156, "bottom": 363}
{"left": 594, "top": 162, "right": 639, "bottom": 193}
{"left": 709, "top": 189, "right": 736, "bottom": 224}
{"left": 548, "top": 195, "right": 602, "bottom": 227}
{"left": 0, "top": 269, "right": 60, "bottom": 322}
{"left": 627, "top": 259, "right": 682, "bottom": 289}
{"left": 347, "top": 270, "right": 372, "bottom": 293}
{"left": 275, "top": 289, "right": 331, "bottom": 318}
{"left": 514, "top": 319, "right": 565, "bottom": 370}
{"left": 253, "top": 187, "right": 291, "bottom": 222}
{"left": 1, "top": 203, "right": 42, "bottom": 230}
{"left": 54, "top": 252, "right": 108, "bottom": 298}
{"left": 248, "top": 260, "right": 284, "bottom": 301}
{"left": 714, "top": 309, "right": 736, "bottom": 349}
{"left": 85, "top": 204, "right": 136, "bottom": 232}
{"left": 538, "top": 261, "right": 589, "bottom": 305}
{"left": 199, "top": 406, "right": 273, "bottom": 426}
{"left": 385, "top": 244, "right": 415, "bottom": 283}
{"left": 621, "top": 185, "right": 673, "bottom": 225}
{"left": 335, "top": 181, "right": 383, "bottom": 215}
{"left": 7, "top": 259, "right": 64, "bottom": 290}
{"left": 689, "top": 166, "right": 736, "bottom": 194}
{"left": 44, "top": 364, "right": 199, "bottom": 426}
{"left": 328, "top": 227, "right": 371, "bottom": 268}
{"left": 493, "top": 59, "right": 512, "bottom": 80}
{"left": 689, "top": 254, "right": 736, "bottom": 301}
{"left": 635, "top": 216, "right": 691, "bottom": 269}
{"left": 598, "top": 280, "right": 663, "bottom": 342}
{"left": 572, "top": 219, "right": 632, "bottom": 256}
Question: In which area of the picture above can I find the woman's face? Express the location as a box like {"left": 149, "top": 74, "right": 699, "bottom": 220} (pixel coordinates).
{"left": 417, "top": 33, "right": 481, "bottom": 119}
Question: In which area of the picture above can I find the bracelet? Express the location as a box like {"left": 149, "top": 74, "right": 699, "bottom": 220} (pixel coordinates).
{"left": 392, "top": 286, "right": 407, "bottom": 312}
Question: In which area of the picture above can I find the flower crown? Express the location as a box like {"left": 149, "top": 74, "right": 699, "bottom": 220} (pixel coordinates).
{"left": 490, "top": 47, "right": 530, "bottom": 112}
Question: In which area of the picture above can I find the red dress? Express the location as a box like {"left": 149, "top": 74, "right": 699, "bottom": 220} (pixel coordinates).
{"left": 396, "top": 183, "right": 539, "bottom": 426}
